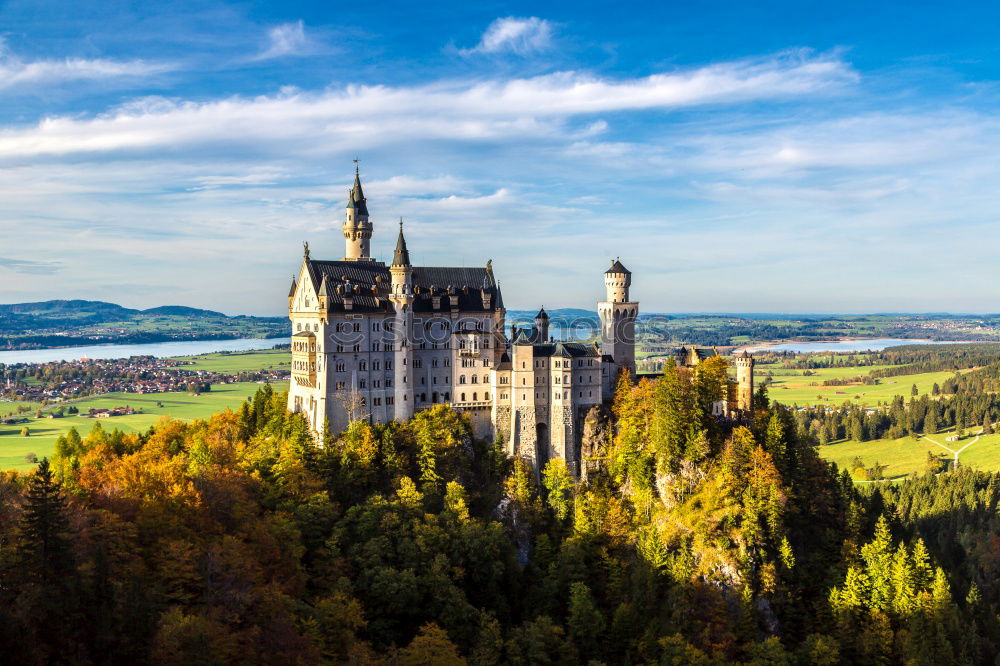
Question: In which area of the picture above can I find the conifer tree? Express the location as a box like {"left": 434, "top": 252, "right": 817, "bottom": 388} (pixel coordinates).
{"left": 18, "top": 458, "right": 73, "bottom": 584}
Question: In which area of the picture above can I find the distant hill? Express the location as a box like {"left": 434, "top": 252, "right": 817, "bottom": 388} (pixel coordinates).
{"left": 0, "top": 300, "right": 287, "bottom": 350}
{"left": 0, "top": 300, "right": 138, "bottom": 316}
{"left": 142, "top": 305, "right": 227, "bottom": 318}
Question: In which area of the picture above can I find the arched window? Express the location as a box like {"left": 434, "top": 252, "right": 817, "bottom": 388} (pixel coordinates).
{"left": 459, "top": 375, "right": 466, "bottom": 384}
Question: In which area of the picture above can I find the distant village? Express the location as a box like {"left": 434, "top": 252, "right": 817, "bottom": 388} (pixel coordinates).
{"left": 0, "top": 355, "right": 288, "bottom": 405}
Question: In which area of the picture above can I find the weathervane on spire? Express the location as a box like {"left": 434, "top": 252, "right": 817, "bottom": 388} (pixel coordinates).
{"left": 353, "top": 156, "right": 360, "bottom": 174}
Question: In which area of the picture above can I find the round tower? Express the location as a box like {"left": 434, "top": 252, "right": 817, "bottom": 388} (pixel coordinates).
{"left": 735, "top": 351, "right": 755, "bottom": 412}
{"left": 390, "top": 220, "right": 414, "bottom": 421}
{"left": 597, "top": 258, "right": 639, "bottom": 381}
{"left": 604, "top": 258, "right": 631, "bottom": 303}
{"left": 342, "top": 165, "right": 373, "bottom": 261}
{"left": 534, "top": 307, "right": 550, "bottom": 342}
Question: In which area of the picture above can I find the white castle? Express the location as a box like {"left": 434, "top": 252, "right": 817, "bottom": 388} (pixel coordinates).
{"left": 288, "top": 167, "right": 750, "bottom": 474}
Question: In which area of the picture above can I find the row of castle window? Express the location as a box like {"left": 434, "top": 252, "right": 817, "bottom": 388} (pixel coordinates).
{"left": 292, "top": 341, "right": 316, "bottom": 353}
{"left": 371, "top": 396, "right": 396, "bottom": 406}
{"left": 458, "top": 375, "right": 488, "bottom": 384}
{"left": 295, "top": 322, "right": 321, "bottom": 332}
{"left": 416, "top": 392, "right": 452, "bottom": 403}
{"left": 293, "top": 361, "right": 316, "bottom": 372}
{"left": 458, "top": 392, "right": 488, "bottom": 402}
{"left": 512, "top": 390, "right": 594, "bottom": 401}
{"left": 460, "top": 358, "right": 490, "bottom": 368}
{"left": 360, "top": 377, "right": 393, "bottom": 388}
{"left": 519, "top": 374, "right": 594, "bottom": 385}
{"left": 521, "top": 359, "right": 596, "bottom": 369}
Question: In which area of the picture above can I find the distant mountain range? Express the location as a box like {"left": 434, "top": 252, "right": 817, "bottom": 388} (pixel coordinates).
{"left": 0, "top": 300, "right": 287, "bottom": 350}
{"left": 0, "top": 300, "right": 229, "bottom": 318}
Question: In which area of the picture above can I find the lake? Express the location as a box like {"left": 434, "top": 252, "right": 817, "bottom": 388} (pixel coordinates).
{"left": 744, "top": 338, "right": 987, "bottom": 353}
{"left": 0, "top": 337, "right": 286, "bottom": 365}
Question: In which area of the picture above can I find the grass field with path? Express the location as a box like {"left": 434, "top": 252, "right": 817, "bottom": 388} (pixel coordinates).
{"left": 818, "top": 426, "right": 1000, "bottom": 479}
{"left": 0, "top": 380, "right": 288, "bottom": 472}
{"left": 762, "top": 363, "right": 966, "bottom": 407}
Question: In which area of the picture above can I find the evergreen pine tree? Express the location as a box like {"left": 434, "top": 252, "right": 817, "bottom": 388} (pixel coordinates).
{"left": 18, "top": 458, "right": 73, "bottom": 584}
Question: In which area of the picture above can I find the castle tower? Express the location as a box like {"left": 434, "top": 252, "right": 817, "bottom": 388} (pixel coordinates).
{"left": 390, "top": 220, "right": 414, "bottom": 420}
{"left": 735, "top": 351, "right": 755, "bottom": 411}
{"left": 598, "top": 258, "right": 639, "bottom": 378}
{"left": 342, "top": 165, "right": 373, "bottom": 261}
{"left": 534, "top": 307, "right": 550, "bottom": 342}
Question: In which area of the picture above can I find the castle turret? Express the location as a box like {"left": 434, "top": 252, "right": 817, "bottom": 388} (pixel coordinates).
{"left": 735, "top": 351, "right": 755, "bottom": 411}
{"left": 598, "top": 258, "right": 639, "bottom": 379}
{"left": 390, "top": 220, "right": 414, "bottom": 421}
{"left": 604, "top": 258, "right": 631, "bottom": 303}
{"left": 342, "top": 165, "right": 373, "bottom": 261}
{"left": 534, "top": 307, "right": 550, "bottom": 342}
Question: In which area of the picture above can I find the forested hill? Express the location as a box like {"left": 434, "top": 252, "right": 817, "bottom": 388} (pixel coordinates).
{"left": 0, "top": 299, "right": 287, "bottom": 350}
{"left": 0, "top": 368, "right": 996, "bottom": 663}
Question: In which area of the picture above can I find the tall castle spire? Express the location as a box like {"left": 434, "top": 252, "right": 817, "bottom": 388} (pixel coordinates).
{"left": 392, "top": 218, "right": 411, "bottom": 266}
{"left": 349, "top": 163, "right": 369, "bottom": 216}
{"left": 342, "top": 162, "right": 373, "bottom": 261}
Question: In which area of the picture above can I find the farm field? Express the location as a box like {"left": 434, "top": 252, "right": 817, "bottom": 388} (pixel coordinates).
{"left": 168, "top": 348, "right": 290, "bottom": 373}
{"left": 818, "top": 428, "right": 1000, "bottom": 478}
{"left": 818, "top": 435, "right": 942, "bottom": 479}
{"left": 762, "top": 364, "right": 965, "bottom": 407}
{"left": 0, "top": 380, "right": 288, "bottom": 472}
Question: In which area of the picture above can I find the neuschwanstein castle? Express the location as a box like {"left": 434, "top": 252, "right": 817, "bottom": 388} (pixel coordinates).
{"left": 287, "top": 167, "right": 753, "bottom": 474}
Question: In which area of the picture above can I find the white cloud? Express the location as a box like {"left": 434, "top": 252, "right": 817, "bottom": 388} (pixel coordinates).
{"left": 460, "top": 17, "right": 554, "bottom": 56}
{"left": 256, "top": 21, "right": 309, "bottom": 60}
{"left": 0, "top": 52, "right": 855, "bottom": 158}
{"left": 0, "top": 37, "right": 170, "bottom": 89}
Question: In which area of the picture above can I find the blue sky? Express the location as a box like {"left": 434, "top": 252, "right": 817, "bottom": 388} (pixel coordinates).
{"left": 3, "top": 0, "right": 1000, "bottom": 315}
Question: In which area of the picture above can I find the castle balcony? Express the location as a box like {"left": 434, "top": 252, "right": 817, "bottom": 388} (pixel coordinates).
{"left": 292, "top": 331, "right": 317, "bottom": 387}
{"left": 453, "top": 400, "right": 491, "bottom": 409}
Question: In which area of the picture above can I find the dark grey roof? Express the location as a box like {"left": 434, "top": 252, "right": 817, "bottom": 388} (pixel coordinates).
{"left": 305, "top": 259, "right": 503, "bottom": 314}
{"left": 393, "top": 223, "right": 411, "bottom": 266}
{"left": 606, "top": 259, "right": 630, "bottom": 274}
{"left": 529, "top": 342, "right": 600, "bottom": 358}
{"left": 288, "top": 277, "right": 297, "bottom": 298}
{"left": 309, "top": 260, "right": 392, "bottom": 313}
{"left": 346, "top": 167, "right": 369, "bottom": 216}
{"left": 535, "top": 307, "right": 549, "bottom": 320}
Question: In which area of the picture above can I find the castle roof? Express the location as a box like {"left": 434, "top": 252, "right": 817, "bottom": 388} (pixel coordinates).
{"left": 304, "top": 259, "right": 503, "bottom": 314}
{"left": 535, "top": 307, "right": 549, "bottom": 320}
{"left": 346, "top": 166, "right": 369, "bottom": 216}
{"left": 515, "top": 341, "right": 600, "bottom": 358}
{"left": 288, "top": 277, "right": 297, "bottom": 298}
{"left": 392, "top": 221, "right": 411, "bottom": 266}
{"left": 606, "top": 258, "right": 630, "bottom": 274}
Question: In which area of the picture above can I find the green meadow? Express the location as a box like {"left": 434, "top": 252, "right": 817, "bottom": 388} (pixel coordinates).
{"left": 818, "top": 429, "right": 1000, "bottom": 479}
{"left": 168, "top": 348, "right": 290, "bottom": 373}
{"left": 761, "top": 363, "right": 965, "bottom": 407}
{"left": 0, "top": 380, "right": 288, "bottom": 472}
